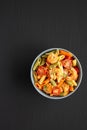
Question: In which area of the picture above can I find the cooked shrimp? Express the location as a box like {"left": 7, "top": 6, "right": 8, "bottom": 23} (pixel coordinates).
{"left": 61, "top": 82, "right": 69, "bottom": 96}
{"left": 63, "top": 83, "right": 69, "bottom": 92}
{"left": 47, "top": 53, "right": 58, "bottom": 64}
{"left": 66, "top": 67, "right": 78, "bottom": 81}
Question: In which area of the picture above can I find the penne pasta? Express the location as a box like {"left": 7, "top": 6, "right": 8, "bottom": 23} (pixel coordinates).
{"left": 45, "top": 50, "right": 56, "bottom": 55}
{"left": 50, "top": 79, "right": 57, "bottom": 86}
{"left": 39, "top": 75, "right": 46, "bottom": 84}
{"left": 33, "top": 58, "right": 41, "bottom": 70}
{"left": 33, "top": 72, "right": 38, "bottom": 82}
{"left": 72, "top": 59, "right": 77, "bottom": 66}
{"left": 40, "top": 58, "right": 45, "bottom": 66}
{"left": 58, "top": 55, "right": 65, "bottom": 61}
{"left": 55, "top": 49, "right": 59, "bottom": 55}
{"left": 66, "top": 79, "right": 77, "bottom": 87}
{"left": 43, "top": 78, "right": 50, "bottom": 85}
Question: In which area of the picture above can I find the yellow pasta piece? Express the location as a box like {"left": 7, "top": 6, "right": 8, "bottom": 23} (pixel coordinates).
{"left": 50, "top": 79, "right": 57, "bottom": 86}
{"left": 66, "top": 79, "right": 77, "bottom": 87}
{"left": 72, "top": 59, "right": 77, "bottom": 66}
{"left": 43, "top": 79, "right": 50, "bottom": 85}
{"left": 71, "top": 80, "right": 77, "bottom": 86}
{"left": 58, "top": 79, "right": 65, "bottom": 88}
{"left": 39, "top": 75, "right": 46, "bottom": 84}
{"left": 57, "top": 61, "right": 63, "bottom": 73}
{"left": 33, "top": 72, "right": 38, "bottom": 82}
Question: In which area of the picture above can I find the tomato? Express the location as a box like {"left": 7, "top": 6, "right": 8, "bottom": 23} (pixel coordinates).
{"left": 69, "top": 86, "right": 74, "bottom": 92}
{"left": 62, "top": 59, "right": 72, "bottom": 69}
{"left": 74, "top": 66, "right": 79, "bottom": 73}
{"left": 37, "top": 66, "right": 47, "bottom": 76}
{"left": 65, "top": 56, "right": 74, "bottom": 60}
{"left": 52, "top": 87, "right": 63, "bottom": 96}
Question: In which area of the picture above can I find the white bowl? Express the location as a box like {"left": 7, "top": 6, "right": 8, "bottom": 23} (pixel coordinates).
{"left": 30, "top": 48, "right": 83, "bottom": 99}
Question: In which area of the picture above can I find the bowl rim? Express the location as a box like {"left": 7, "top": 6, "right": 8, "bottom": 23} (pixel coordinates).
{"left": 30, "top": 48, "right": 83, "bottom": 99}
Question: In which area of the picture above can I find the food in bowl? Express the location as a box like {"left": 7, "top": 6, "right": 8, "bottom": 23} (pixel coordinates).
{"left": 31, "top": 49, "right": 82, "bottom": 98}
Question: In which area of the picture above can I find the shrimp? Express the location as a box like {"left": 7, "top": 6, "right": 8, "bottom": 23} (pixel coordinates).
{"left": 61, "top": 82, "right": 70, "bottom": 96}
{"left": 47, "top": 52, "right": 58, "bottom": 64}
{"left": 66, "top": 67, "right": 78, "bottom": 81}
{"left": 63, "top": 83, "right": 69, "bottom": 92}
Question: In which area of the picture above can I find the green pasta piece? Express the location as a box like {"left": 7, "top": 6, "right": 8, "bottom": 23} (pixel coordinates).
{"left": 42, "top": 50, "right": 56, "bottom": 58}
{"left": 55, "top": 49, "right": 59, "bottom": 55}
{"left": 50, "top": 79, "right": 57, "bottom": 86}
{"left": 66, "top": 80, "right": 77, "bottom": 87}
{"left": 33, "top": 57, "right": 41, "bottom": 70}
{"left": 59, "top": 92, "right": 64, "bottom": 96}
{"left": 59, "top": 92, "right": 68, "bottom": 96}
{"left": 43, "top": 85, "right": 47, "bottom": 91}
{"left": 40, "top": 58, "right": 46, "bottom": 65}
{"left": 66, "top": 80, "right": 73, "bottom": 86}
{"left": 49, "top": 60, "right": 63, "bottom": 69}
{"left": 33, "top": 72, "right": 38, "bottom": 82}
{"left": 49, "top": 61, "right": 60, "bottom": 69}
{"left": 49, "top": 63, "right": 57, "bottom": 69}
{"left": 57, "top": 61, "right": 62, "bottom": 68}
{"left": 63, "top": 73, "right": 67, "bottom": 78}
{"left": 41, "top": 54, "right": 48, "bottom": 58}
{"left": 39, "top": 75, "right": 46, "bottom": 84}
{"left": 45, "top": 50, "right": 56, "bottom": 56}
{"left": 58, "top": 55, "right": 65, "bottom": 61}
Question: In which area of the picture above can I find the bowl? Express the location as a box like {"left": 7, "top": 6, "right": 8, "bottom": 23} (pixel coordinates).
{"left": 30, "top": 48, "right": 83, "bottom": 99}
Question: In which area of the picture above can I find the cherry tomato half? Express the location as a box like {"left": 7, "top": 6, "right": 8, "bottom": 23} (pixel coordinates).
{"left": 37, "top": 66, "right": 47, "bottom": 76}
{"left": 52, "top": 87, "right": 63, "bottom": 96}
{"left": 74, "top": 66, "right": 79, "bottom": 73}
{"left": 62, "top": 59, "right": 72, "bottom": 69}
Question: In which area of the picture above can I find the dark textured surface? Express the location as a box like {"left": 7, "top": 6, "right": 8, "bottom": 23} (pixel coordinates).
{"left": 0, "top": 1, "right": 87, "bottom": 130}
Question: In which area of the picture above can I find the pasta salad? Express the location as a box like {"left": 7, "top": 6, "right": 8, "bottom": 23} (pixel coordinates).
{"left": 32, "top": 49, "right": 79, "bottom": 97}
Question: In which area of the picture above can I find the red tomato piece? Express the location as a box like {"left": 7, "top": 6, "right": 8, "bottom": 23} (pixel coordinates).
{"left": 74, "top": 66, "right": 79, "bottom": 73}
{"left": 65, "top": 56, "right": 74, "bottom": 60}
{"left": 37, "top": 66, "right": 47, "bottom": 76}
{"left": 62, "top": 59, "right": 72, "bottom": 69}
{"left": 52, "top": 87, "right": 63, "bottom": 96}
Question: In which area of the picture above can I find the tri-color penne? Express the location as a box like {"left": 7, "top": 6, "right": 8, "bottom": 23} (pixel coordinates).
{"left": 32, "top": 49, "right": 79, "bottom": 97}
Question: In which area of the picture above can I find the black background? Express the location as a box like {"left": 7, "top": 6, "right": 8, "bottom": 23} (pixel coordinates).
{"left": 0, "top": 1, "right": 87, "bottom": 130}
